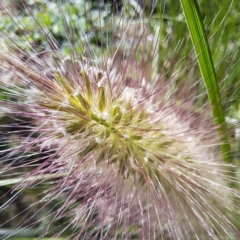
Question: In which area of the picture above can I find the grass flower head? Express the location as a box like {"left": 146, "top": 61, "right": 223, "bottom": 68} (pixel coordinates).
{"left": 0, "top": 1, "right": 240, "bottom": 239}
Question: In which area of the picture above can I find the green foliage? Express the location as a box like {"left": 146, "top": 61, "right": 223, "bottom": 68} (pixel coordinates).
{"left": 179, "top": 0, "right": 230, "bottom": 162}
{"left": 151, "top": 0, "right": 240, "bottom": 114}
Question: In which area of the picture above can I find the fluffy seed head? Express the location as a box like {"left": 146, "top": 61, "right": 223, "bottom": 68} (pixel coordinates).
{"left": 0, "top": 1, "right": 240, "bottom": 239}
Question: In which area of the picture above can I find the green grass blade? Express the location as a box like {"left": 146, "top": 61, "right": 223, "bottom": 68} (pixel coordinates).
{"left": 179, "top": 0, "right": 231, "bottom": 163}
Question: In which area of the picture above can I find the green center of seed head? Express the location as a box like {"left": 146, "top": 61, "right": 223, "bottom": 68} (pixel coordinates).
{"left": 49, "top": 66, "right": 181, "bottom": 182}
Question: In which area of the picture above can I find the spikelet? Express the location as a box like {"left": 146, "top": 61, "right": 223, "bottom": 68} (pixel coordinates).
{"left": 0, "top": 1, "right": 239, "bottom": 239}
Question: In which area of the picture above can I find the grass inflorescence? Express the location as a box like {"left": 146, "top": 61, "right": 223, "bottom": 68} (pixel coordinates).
{"left": 0, "top": 0, "right": 240, "bottom": 239}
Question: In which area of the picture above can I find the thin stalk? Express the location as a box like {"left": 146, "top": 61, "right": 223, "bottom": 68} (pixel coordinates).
{"left": 179, "top": 0, "right": 231, "bottom": 162}
{"left": 0, "top": 173, "right": 67, "bottom": 187}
